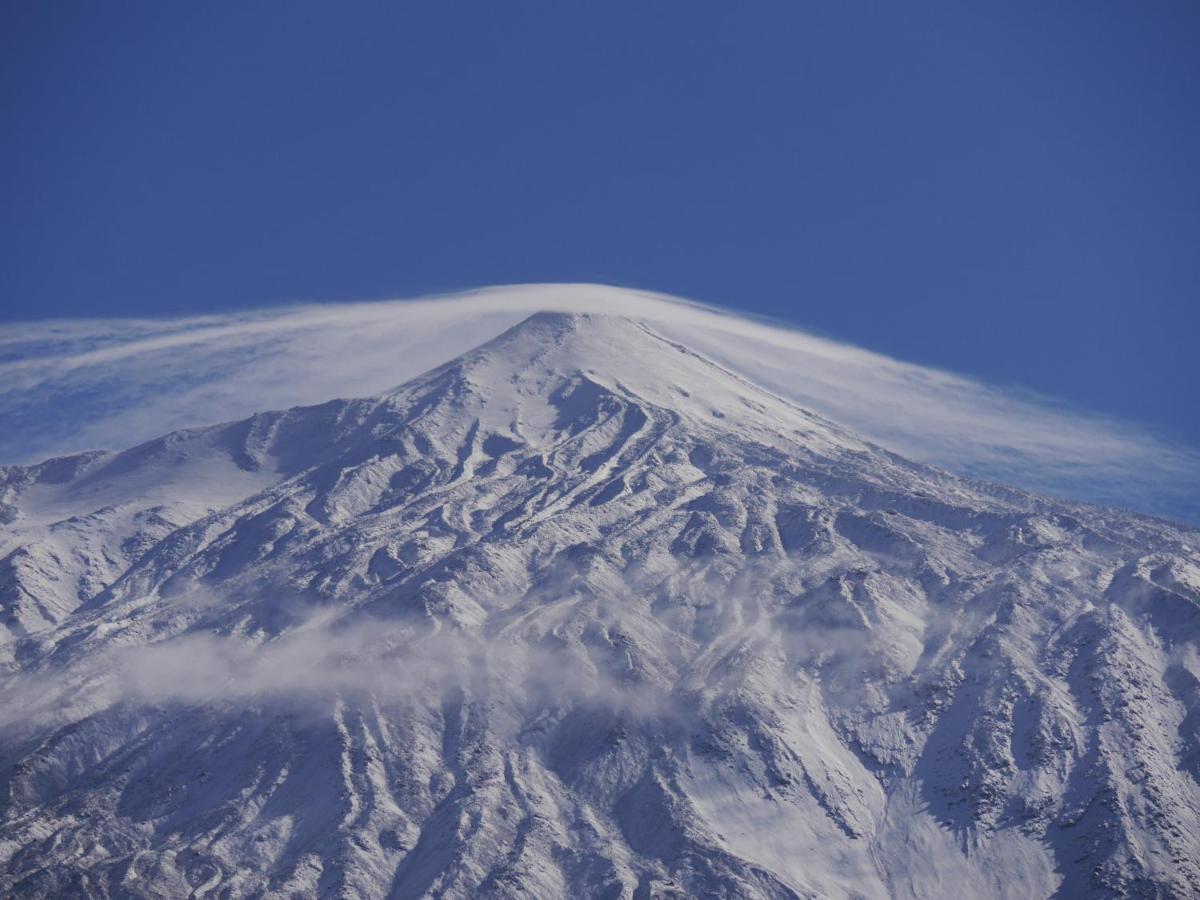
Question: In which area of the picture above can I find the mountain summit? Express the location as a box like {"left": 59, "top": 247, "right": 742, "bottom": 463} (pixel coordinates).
{"left": 2, "top": 313, "right": 1199, "bottom": 898}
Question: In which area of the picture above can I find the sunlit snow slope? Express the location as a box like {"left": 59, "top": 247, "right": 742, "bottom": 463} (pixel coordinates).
{"left": 2, "top": 313, "right": 1199, "bottom": 898}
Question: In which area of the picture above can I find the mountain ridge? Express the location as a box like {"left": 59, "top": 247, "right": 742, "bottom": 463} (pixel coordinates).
{"left": 1, "top": 312, "right": 1199, "bottom": 898}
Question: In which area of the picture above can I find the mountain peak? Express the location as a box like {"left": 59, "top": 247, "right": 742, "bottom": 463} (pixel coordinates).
{"left": 389, "top": 309, "right": 863, "bottom": 458}
{"left": 471, "top": 308, "right": 666, "bottom": 356}
{"left": 5, "top": 310, "right": 1199, "bottom": 897}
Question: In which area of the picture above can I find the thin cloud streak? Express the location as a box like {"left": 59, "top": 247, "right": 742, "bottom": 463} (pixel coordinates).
{"left": 1, "top": 284, "right": 1196, "bottom": 524}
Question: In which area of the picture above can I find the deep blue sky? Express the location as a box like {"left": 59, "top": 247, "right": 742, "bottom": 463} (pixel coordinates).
{"left": 3, "top": 2, "right": 1198, "bottom": 448}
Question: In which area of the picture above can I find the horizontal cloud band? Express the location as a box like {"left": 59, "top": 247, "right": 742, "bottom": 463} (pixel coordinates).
{"left": 1, "top": 284, "right": 1197, "bottom": 524}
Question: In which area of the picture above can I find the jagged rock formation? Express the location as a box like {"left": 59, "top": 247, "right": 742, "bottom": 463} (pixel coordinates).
{"left": 1, "top": 313, "right": 1198, "bottom": 897}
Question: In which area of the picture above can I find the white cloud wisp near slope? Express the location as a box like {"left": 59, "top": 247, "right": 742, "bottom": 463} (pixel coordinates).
{"left": 1, "top": 284, "right": 1197, "bottom": 524}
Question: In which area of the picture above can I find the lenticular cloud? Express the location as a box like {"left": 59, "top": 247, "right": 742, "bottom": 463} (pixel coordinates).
{"left": 1, "top": 283, "right": 1196, "bottom": 523}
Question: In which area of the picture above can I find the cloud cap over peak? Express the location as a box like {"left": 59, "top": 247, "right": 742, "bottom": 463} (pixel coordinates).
{"left": 2, "top": 283, "right": 1197, "bottom": 525}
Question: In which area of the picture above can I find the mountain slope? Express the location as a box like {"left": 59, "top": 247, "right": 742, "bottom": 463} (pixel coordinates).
{"left": 1, "top": 312, "right": 1198, "bottom": 898}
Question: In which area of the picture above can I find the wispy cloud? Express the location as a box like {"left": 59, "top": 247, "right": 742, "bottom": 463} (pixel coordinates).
{"left": 1, "top": 284, "right": 1196, "bottom": 524}
{"left": 0, "top": 574, "right": 692, "bottom": 742}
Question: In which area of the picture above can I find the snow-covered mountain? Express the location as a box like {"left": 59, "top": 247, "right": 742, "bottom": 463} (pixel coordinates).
{"left": 2, "top": 312, "right": 1198, "bottom": 898}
